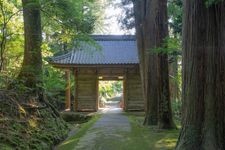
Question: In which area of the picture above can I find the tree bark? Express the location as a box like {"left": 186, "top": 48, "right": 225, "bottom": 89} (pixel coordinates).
{"left": 158, "top": 53, "right": 175, "bottom": 129}
{"left": 18, "top": 0, "right": 42, "bottom": 90}
{"left": 0, "top": 3, "right": 8, "bottom": 72}
{"left": 134, "top": 0, "right": 158, "bottom": 125}
{"left": 133, "top": 0, "right": 175, "bottom": 128}
{"left": 153, "top": 0, "right": 175, "bottom": 129}
{"left": 176, "top": 1, "right": 225, "bottom": 149}
{"left": 169, "top": 57, "right": 179, "bottom": 100}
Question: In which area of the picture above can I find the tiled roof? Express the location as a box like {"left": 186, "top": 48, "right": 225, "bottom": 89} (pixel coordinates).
{"left": 50, "top": 35, "right": 139, "bottom": 65}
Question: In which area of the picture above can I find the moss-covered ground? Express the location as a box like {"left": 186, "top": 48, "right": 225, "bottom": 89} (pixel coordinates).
{"left": 56, "top": 111, "right": 180, "bottom": 150}
{"left": 123, "top": 113, "right": 180, "bottom": 150}
{"left": 0, "top": 90, "right": 69, "bottom": 150}
{"left": 0, "top": 88, "right": 179, "bottom": 150}
{"left": 56, "top": 114, "right": 100, "bottom": 150}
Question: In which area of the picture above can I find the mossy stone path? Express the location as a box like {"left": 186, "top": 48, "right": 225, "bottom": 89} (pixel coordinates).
{"left": 74, "top": 107, "right": 131, "bottom": 150}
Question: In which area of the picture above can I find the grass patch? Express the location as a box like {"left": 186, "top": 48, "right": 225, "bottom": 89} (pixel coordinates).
{"left": 120, "top": 113, "right": 180, "bottom": 150}
{"left": 56, "top": 114, "right": 100, "bottom": 150}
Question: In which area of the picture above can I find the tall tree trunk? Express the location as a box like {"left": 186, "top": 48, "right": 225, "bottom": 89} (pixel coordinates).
{"left": 153, "top": 0, "right": 175, "bottom": 129}
{"left": 169, "top": 57, "right": 179, "bottom": 100}
{"left": 0, "top": 3, "right": 7, "bottom": 72}
{"left": 134, "top": 0, "right": 175, "bottom": 128}
{"left": 176, "top": 1, "right": 225, "bottom": 149}
{"left": 18, "top": 0, "right": 42, "bottom": 90}
{"left": 158, "top": 53, "right": 175, "bottom": 129}
{"left": 134, "top": 0, "right": 158, "bottom": 125}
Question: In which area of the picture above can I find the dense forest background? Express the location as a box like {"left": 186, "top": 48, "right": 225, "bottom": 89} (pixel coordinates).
{"left": 0, "top": 0, "right": 104, "bottom": 148}
{"left": 1, "top": 0, "right": 225, "bottom": 149}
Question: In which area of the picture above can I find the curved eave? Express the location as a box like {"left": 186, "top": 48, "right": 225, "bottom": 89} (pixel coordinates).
{"left": 50, "top": 62, "right": 139, "bottom": 69}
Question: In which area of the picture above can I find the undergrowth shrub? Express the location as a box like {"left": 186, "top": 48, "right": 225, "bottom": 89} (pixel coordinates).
{"left": 171, "top": 99, "right": 182, "bottom": 121}
{"left": 43, "top": 65, "right": 69, "bottom": 110}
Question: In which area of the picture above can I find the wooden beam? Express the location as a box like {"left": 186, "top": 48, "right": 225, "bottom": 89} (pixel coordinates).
{"left": 65, "top": 70, "right": 71, "bottom": 110}
{"left": 98, "top": 77, "right": 124, "bottom": 81}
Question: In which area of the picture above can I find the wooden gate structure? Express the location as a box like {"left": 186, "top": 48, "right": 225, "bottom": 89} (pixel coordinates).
{"left": 50, "top": 35, "right": 144, "bottom": 111}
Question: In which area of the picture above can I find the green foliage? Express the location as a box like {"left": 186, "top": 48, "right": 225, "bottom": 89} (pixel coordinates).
{"left": 151, "top": 37, "right": 181, "bottom": 55}
{"left": 43, "top": 66, "right": 66, "bottom": 92}
{"left": 40, "top": 0, "right": 95, "bottom": 32}
{"left": 99, "top": 81, "right": 123, "bottom": 99}
{"left": 23, "top": 0, "right": 40, "bottom": 9}
{"left": 113, "top": 81, "right": 123, "bottom": 93}
{"left": 168, "top": 0, "right": 183, "bottom": 35}
{"left": 205, "top": 0, "right": 224, "bottom": 7}
{"left": 0, "top": 72, "right": 9, "bottom": 88}
{"left": 42, "top": 65, "right": 67, "bottom": 109}
{"left": 118, "top": 0, "right": 183, "bottom": 35}
{"left": 0, "top": 0, "right": 98, "bottom": 90}
{"left": 0, "top": 0, "right": 23, "bottom": 75}
{"left": 171, "top": 99, "right": 182, "bottom": 120}
{"left": 40, "top": 0, "right": 97, "bottom": 54}
{"left": 0, "top": 0, "right": 101, "bottom": 149}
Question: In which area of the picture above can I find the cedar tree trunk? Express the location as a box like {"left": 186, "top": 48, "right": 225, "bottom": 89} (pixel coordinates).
{"left": 176, "top": 1, "right": 225, "bottom": 149}
{"left": 18, "top": 0, "right": 42, "bottom": 90}
{"left": 134, "top": 0, "right": 158, "bottom": 125}
{"left": 134, "top": 0, "right": 175, "bottom": 128}
{"left": 169, "top": 57, "right": 179, "bottom": 100}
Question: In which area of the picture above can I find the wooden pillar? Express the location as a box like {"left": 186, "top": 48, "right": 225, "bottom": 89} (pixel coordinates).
{"left": 65, "top": 70, "right": 71, "bottom": 110}
{"left": 74, "top": 69, "right": 78, "bottom": 112}
{"left": 123, "top": 70, "right": 128, "bottom": 111}
{"left": 96, "top": 78, "right": 99, "bottom": 111}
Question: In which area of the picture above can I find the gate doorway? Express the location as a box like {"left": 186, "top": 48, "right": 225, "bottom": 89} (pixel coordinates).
{"left": 98, "top": 77, "right": 124, "bottom": 110}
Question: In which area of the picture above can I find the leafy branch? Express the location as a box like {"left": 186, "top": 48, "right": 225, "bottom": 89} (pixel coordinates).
{"left": 151, "top": 37, "right": 181, "bottom": 55}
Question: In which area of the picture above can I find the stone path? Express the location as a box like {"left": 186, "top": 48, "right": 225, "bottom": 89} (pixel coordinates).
{"left": 73, "top": 104, "right": 131, "bottom": 150}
